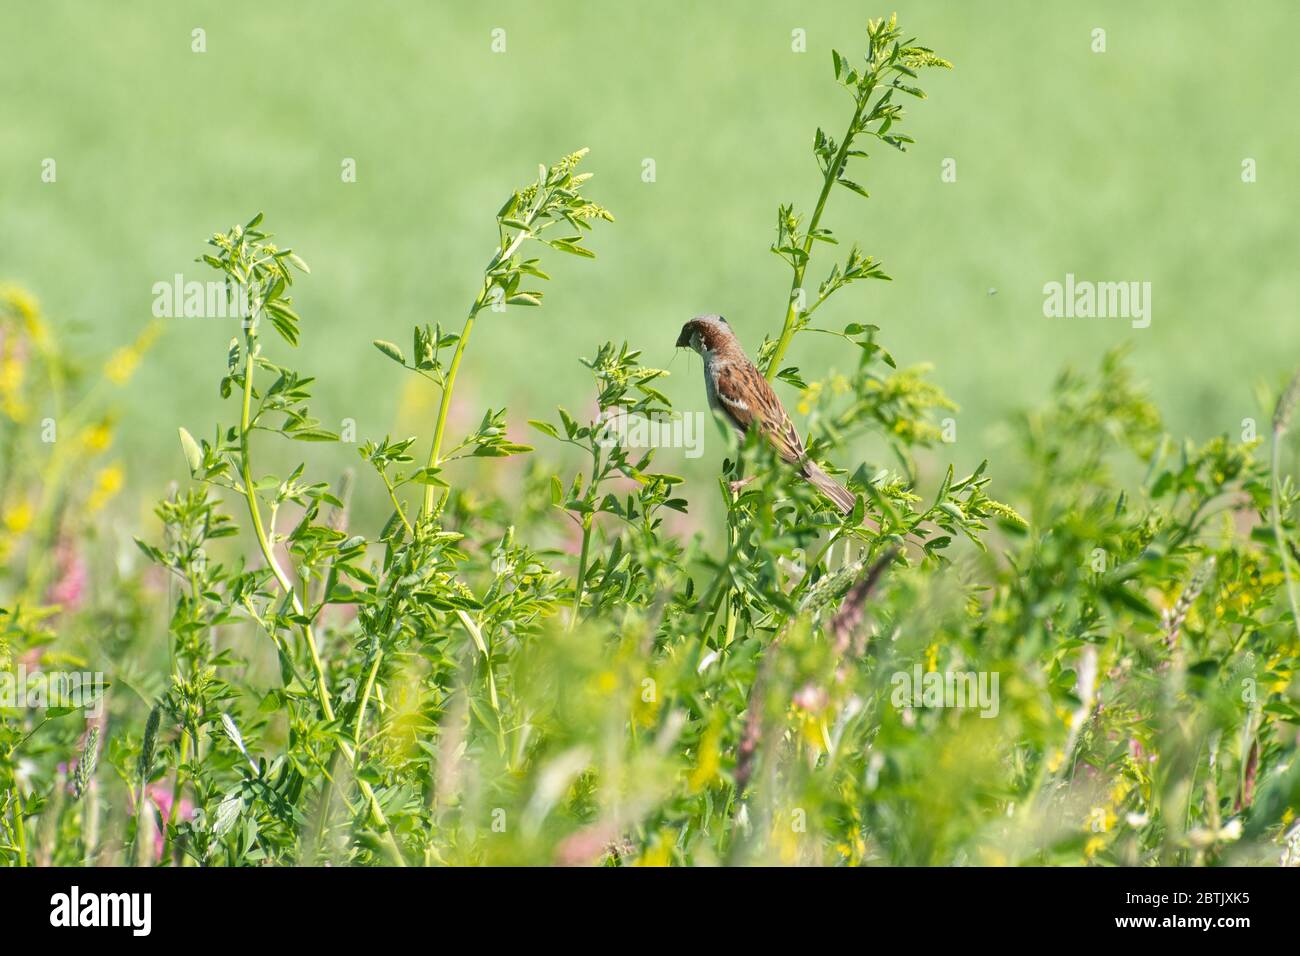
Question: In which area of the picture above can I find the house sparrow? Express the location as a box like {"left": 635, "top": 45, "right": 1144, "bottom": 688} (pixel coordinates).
{"left": 676, "top": 314, "right": 856, "bottom": 514}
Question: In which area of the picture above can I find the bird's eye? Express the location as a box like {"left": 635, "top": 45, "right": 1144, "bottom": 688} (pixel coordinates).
{"left": 718, "top": 316, "right": 728, "bottom": 325}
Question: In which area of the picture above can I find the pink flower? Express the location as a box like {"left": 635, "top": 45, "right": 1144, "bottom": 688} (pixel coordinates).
{"left": 140, "top": 782, "right": 195, "bottom": 862}
{"left": 792, "top": 683, "right": 829, "bottom": 713}
{"left": 47, "top": 538, "right": 88, "bottom": 611}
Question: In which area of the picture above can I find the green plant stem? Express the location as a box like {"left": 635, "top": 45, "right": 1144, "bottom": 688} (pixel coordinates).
{"left": 423, "top": 305, "right": 480, "bottom": 515}
{"left": 1271, "top": 428, "right": 1300, "bottom": 639}
{"left": 572, "top": 516, "right": 592, "bottom": 626}
{"left": 160, "top": 728, "right": 190, "bottom": 862}
{"left": 83, "top": 780, "right": 99, "bottom": 866}
{"left": 721, "top": 502, "right": 741, "bottom": 655}
{"left": 238, "top": 345, "right": 405, "bottom": 865}
{"left": 238, "top": 348, "right": 332, "bottom": 715}
{"left": 381, "top": 472, "right": 415, "bottom": 538}
{"left": 10, "top": 781, "right": 26, "bottom": 867}
{"left": 354, "top": 651, "right": 383, "bottom": 745}
{"left": 765, "top": 95, "right": 870, "bottom": 380}
{"left": 422, "top": 194, "right": 550, "bottom": 516}
{"left": 132, "top": 778, "right": 149, "bottom": 865}
{"left": 571, "top": 446, "right": 602, "bottom": 627}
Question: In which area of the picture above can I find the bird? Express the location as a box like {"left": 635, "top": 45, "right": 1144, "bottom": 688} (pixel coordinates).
{"left": 676, "top": 314, "right": 857, "bottom": 515}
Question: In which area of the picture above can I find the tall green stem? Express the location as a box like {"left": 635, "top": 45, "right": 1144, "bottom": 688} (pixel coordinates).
{"left": 1271, "top": 429, "right": 1300, "bottom": 639}
{"left": 570, "top": 445, "right": 601, "bottom": 627}
{"left": 354, "top": 651, "right": 383, "bottom": 745}
{"left": 421, "top": 195, "right": 547, "bottom": 516}
{"left": 161, "top": 728, "right": 190, "bottom": 863}
{"left": 239, "top": 344, "right": 405, "bottom": 864}
{"left": 10, "top": 781, "right": 26, "bottom": 867}
{"left": 239, "top": 347, "right": 333, "bottom": 717}
{"left": 423, "top": 305, "right": 480, "bottom": 515}
{"left": 765, "top": 95, "right": 870, "bottom": 380}
{"left": 572, "top": 516, "right": 592, "bottom": 624}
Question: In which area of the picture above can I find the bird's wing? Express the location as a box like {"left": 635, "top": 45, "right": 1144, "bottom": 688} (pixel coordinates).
{"left": 714, "top": 359, "right": 806, "bottom": 464}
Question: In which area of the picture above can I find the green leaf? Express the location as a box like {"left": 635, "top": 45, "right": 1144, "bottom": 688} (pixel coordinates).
{"left": 529, "top": 419, "right": 560, "bottom": 439}
{"left": 372, "top": 340, "right": 406, "bottom": 365}
{"left": 178, "top": 427, "right": 203, "bottom": 475}
{"left": 406, "top": 467, "right": 447, "bottom": 486}
{"left": 777, "top": 367, "right": 809, "bottom": 390}
{"left": 549, "top": 238, "right": 595, "bottom": 258}
{"left": 289, "top": 428, "right": 340, "bottom": 442}
{"left": 837, "top": 178, "right": 870, "bottom": 198}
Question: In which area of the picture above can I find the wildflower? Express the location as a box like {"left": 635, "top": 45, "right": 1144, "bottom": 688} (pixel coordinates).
{"left": 47, "top": 538, "right": 88, "bottom": 611}
{"left": 103, "top": 322, "right": 161, "bottom": 386}
{"left": 687, "top": 723, "right": 721, "bottom": 792}
{"left": 797, "top": 381, "right": 824, "bottom": 415}
{"left": 792, "top": 682, "right": 829, "bottom": 713}
{"left": 633, "top": 839, "right": 672, "bottom": 867}
{"left": 0, "top": 328, "right": 29, "bottom": 421}
{"left": 141, "top": 782, "right": 195, "bottom": 862}
{"left": 80, "top": 420, "right": 114, "bottom": 452}
{"left": 87, "top": 464, "right": 124, "bottom": 512}
{"left": 3, "top": 500, "right": 33, "bottom": 534}
{"left": 103, "top": 346, "right": 141, "bottom": 385}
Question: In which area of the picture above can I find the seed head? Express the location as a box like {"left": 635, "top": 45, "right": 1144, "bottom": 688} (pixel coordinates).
{"left": 138, "top": 705, "right": 161, "bottom": 782}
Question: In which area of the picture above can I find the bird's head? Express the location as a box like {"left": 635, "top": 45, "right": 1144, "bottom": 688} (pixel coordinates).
{"left": 676, "top": 314, "right": 733, "bottom": 355}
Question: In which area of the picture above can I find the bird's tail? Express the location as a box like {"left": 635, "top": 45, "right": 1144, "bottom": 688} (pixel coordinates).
{"left": 803, "top": 461, "right": 856, "bottom": 515}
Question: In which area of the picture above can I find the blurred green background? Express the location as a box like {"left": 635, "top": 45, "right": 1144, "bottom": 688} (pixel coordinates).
{"left": 3, "top": 0, "right": 1298, "bottom": 516}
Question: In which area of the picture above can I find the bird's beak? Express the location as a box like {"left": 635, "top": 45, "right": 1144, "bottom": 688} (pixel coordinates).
{"left": 675, "top": 328, "right": 691, "bottom": 349}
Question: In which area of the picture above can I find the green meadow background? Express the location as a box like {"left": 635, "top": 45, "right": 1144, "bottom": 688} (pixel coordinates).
{"left": 3, "top": 0, "right": 1298, "bottom": 517}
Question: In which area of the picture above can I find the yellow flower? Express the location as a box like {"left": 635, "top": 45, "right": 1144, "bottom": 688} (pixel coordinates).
{"left": 687, "top": 722, "right": 721, "bottom": 792}
{"left": 2, "top": 285, "right": 38, "bottom": 320}
{"left": 1084, "top": 834, "right": 1106, "bottom": 858}
{"left": 1, "top": 285, "right": 52, "bottom": 354}
{"left": 87, "top": 464, "right": 124, "bottom": 512}
{"left": 81, "top": 421, "right": 114, "bottom": 453}
{"left": 797, "top": 381, "right": 824, "bottom": 416}
{"left": 103, "top": 321, "right": 162, "bottom": 386}
{"left": 0, "top": 347, "right": 28, "bottom": 420}
{"left": 3, "top": 501, "right": 33, "bottom": 534}
{"left": 634, "top": 839, "right": 672, "bottom": 867}
{"left": 0, "top": 354, "right": 25, "bottom": 393}
{"left": 1086, "top": 805, "right": 1117, "bottom": 833}
{"left": 104, "top": 347, "right": 141, "bottom": 385}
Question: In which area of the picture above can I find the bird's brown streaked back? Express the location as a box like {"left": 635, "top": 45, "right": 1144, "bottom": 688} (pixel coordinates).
{"left": 676, "top": 312, "right": 858, "bottom": 515}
